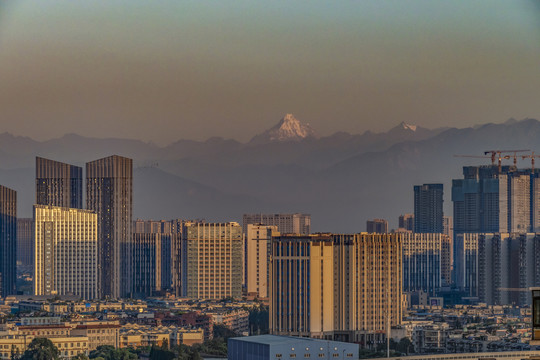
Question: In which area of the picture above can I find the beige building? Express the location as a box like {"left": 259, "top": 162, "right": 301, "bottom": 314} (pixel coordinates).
{"left": 34, "top": 205, "right": 99, "bottom": 299}
{"left": 270, "top": 233, "right": 402, "bottom": 346}
{"left": 245, "top": 224, "right": 279, "bottom": 300}
{"left": 181, "top": 222, "right": 242, "bottom": 299}
{"left": 0, "top": 335, "right": 89, "bottom": 360}
{"left": 70, "top": 321, "right": 120, "bottom": 350}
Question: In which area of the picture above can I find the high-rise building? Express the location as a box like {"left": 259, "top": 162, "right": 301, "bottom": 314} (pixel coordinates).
{"left": 399, "top": 214, "right": 414, "bottom": 232}
{"left": 366, "top": 219, "right": 388, "bottom": 233}
{"left": 414, "top": 184, "right": 444, "bottom": 233}
{"left": 242, "top": 213, "right": 310, "bottom": 235}
{"left": 17, "top": 218, "right": 34, "bottom": 270}
{"left": 34, "top": 205, "right": 98, "bottom": 299}
{"left": 35, "top": 157, "right": 83, "bottom": 209}
{"left": 270, "top": 233, "right": 402, "bottom": 345}
{"left": 132, "top": 233, "right": 165, "bottom": 297}
{"left": 86, "top": 155, "right": 133, "bottom": 298}
{"left": 455, "top": 232, "right": 540, "bottom": 306}
{"left": 133, "top": 219, "right": 184, "bottom": 296}
{"left": 182, "top": 222, "right": 242, "bottom": 299}
{"left": 402, "top": 233, "right": 451, "bottom": 296}
{"left": 245, "top": 224, "right": 279, "bottom": 300}
{"left": 0, "top": 185, "right": 17, "bottom": 297}
{"left": 452, "top": 165, "right": 538, "bottom": 236}
{"left": 242, "top": 213, "right": 310, "bottom": 287}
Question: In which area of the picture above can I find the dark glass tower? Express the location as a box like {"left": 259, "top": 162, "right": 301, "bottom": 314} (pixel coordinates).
{"left": 86, "top": 155, "right": 133, "bottom": 298}
{"left": 35, "top": 157, "right": 83, "bottom": 209}
{"left": 414, "top": 183, "right": 444, "bottom": 233}
{"left": 0, "top": 185, "right": 17, "bottom": 297}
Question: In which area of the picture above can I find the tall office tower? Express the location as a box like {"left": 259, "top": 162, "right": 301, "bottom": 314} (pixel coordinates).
{"left": 17, "top": 218, "right": 34, "bottom": 270}
{"left": 0, "top": 185, "right": 17, "bottom": 297}
{"left": 270, "top": 233, "right": 402, "bottom": 345}
{"left": 414, "top": 184, "right": 444, "bottom": 233}
{"left": 366, "top": 218, "right": 388, "bottom": 233}
{"left": 402, "top": 233, "right": 451, "bottom": 296}
{"left": 399, "top": 214, "right": 414, "bottom": 231}
{"left": 242, "top": 213, "right": 310, "bottom": 235}
{"left": 132, "top": 233, "right": 165, "bottom": 297}
{"left": 86, "top": 155, "right": 133, "bottom": 298}
{"left": 452, "top": 165, "right": 537, "bottom": 237}
{"left": 181, "top": 222, "right": 242, "bottom": 299}
{"left": 245, "top": 224, "right": 279, "bottom": 300}
{"left": 132, "top": 219, "right": 176, "bottom": 295}
{"left": 35, "top": 157, "right": 83, "bottom": 209}
{"left": 34, "top": 205, "right": 98, "bottom": 299}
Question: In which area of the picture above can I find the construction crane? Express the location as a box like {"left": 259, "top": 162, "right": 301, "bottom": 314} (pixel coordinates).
{"left": 484, "top": 150, "right": 530, "bottom": 172}
{"left": 522, "top": 151, "right": 540, "bottom": 172}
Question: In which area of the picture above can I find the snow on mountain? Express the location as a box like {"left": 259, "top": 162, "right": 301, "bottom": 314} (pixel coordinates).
{"left": 401, "top": 122, "right": 417, "bottom": 132}
{"left": 249, "top": 114, "right": 319, "bottom": 143}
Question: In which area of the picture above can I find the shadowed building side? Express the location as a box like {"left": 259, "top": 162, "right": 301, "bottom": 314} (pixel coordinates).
{"left": 35, "top": 157, "right": 83, "bottom": 209}
{"left": 86, "top": 155, "right": 133, "bottom": 299}
{"left": 0, "top": 185, "right": 17, "bottom": 297}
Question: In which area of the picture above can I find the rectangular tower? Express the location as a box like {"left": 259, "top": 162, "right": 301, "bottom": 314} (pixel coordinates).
{"left": 36, "top": 157, "right": 83, "bottom": 209}
{"left": 17, "top": 218, "right": 34, "bottom": 271}
{"left": 414, "top": 184, "right": 444, "bottom": 233}
{"left": 242, "top": 213, "right": 311, "bottom": 235}
{"left": 402, "top": 233, "right": 451, "bottom": 295}
{"left": 245, "top": 224, "right": 279, "bottom": 300}
{"left": 181, "top": 222, "right": 242, "bottom": 299}
{"left": 34, "top": 205, "right": 98, "bottom": 299}
{"left": 0, "top": 185, "right": 17, "bottom": 297}
{"left": 86, "top": 155, "right": 133, "bottom": 298}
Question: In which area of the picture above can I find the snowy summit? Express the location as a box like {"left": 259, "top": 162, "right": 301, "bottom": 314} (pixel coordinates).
{"left": 250, "top": 114, "right": 319, "bottom": 143}
{"left": 400, "top": 122, "right": 417, "bottom": 132}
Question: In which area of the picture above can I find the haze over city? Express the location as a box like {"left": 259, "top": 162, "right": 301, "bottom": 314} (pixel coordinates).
{"left": 2, "top": 2, "right": 540, "bottom": 360}
{"left": 0, "top": 1, "right": 539, "bottom": 143}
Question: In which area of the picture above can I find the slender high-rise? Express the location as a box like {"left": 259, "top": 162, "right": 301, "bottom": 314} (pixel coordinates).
{"left": 414, "top": 184, "right": 444, "bottom": 233}
{"left": 0, "top": 185, "right": 17, "bottom": 297}
{"left": 86, "top": 155, "right": 133, "bottom": 298}
{"left": 35, "top": 157, "right": 83, "bottom": 209}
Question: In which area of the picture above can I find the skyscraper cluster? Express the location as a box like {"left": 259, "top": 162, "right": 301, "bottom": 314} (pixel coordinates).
{"left": 33, "top": 156, "right": 133, "bottom": 299}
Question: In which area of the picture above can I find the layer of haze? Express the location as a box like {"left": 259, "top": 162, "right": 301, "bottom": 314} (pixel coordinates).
{"left": 0, "top": 1, "right": 539, "bottom": 144}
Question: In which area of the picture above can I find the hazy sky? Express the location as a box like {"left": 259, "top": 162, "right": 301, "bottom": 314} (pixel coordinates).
{"left": 0, "top": 1, "right": 539, "bottom": 144}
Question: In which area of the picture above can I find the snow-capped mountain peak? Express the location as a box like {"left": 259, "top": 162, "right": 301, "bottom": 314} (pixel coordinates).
{"left": 400, "top": 122, "right": 417, "bottom": 132}
{"left": 250, "top": 114, "right": 319, "bottom": 143}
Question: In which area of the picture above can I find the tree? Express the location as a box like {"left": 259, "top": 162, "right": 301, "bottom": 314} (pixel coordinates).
{"left": 72, "top": 354, "right": 90, "bottom": 360}
{"left": 89, "top": 345, "right": 137, "bottom": 360}
{"left": 20, "top": 338, "right": 60, "bottom": 360}
{"left": 149, "top": 345, "right": 175, "bottom": 360}
{"left": 397, "top": 337, "right": 414, "bottom": 355}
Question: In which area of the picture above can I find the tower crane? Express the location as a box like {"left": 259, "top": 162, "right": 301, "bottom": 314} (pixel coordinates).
{"left": 522, "top": 152, "right": 540, "bottom": 172}
{"left": 483, "top": 150, "right": 530, "bottom": 172}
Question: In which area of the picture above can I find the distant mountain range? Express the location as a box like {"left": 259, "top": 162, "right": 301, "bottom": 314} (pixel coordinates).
{"left": 1, "top": 115, "right": 538, "bottom": 232}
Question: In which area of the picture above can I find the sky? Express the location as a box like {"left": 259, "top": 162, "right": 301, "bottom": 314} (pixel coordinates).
{"left": 0, "top": 1, "right": 539, "bottom": 144}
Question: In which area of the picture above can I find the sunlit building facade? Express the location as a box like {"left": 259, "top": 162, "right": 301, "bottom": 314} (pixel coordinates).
{"left": 270, "top": 233, "right": 402, "bottom": 346}
{"left": 181, "top": 222, "right": 243, "bottom": 299}
{"left": 34, "top": 205, "right": 98, "bottom": 299}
